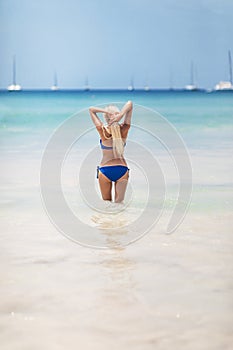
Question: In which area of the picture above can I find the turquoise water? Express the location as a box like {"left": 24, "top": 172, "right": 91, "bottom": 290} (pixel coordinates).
{"left": 1, "top": 91, "right": 233, "bottom": 349}
{"left": 1, "top": 90, "right": 232, "bottom": 196}
{"left": 1, "top": 90, "right": 232, "bottom": 162}
{"left": 1, "top": 90, "right": 232, "bottom": 146}
{"left": 1, "top": 90, "right": 232, "bottom": 216}
{"left": 1, "top": 90, "right": 233, "bottom": 125}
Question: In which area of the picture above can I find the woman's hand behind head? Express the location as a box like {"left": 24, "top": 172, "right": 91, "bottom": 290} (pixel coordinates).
{"left": 108, "top": 112, "right": 123, "bottom": 125}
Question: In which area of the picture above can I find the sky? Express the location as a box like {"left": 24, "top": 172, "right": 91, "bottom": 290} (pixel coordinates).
{"left": 0, "top": 0, "right": 233, "bottom": 89}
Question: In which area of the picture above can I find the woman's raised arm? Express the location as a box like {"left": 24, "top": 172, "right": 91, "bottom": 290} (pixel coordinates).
{"left": 108, "top": 101, "right": 133, "bottom": 126}
{"left": 121, "top": 101, "right": 133, "bottom": 125}
{"left": 89, "top": 106, "right": 108, "bottom": 127}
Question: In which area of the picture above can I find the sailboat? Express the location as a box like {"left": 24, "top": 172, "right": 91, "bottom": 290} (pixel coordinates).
{"left": 214, "top": 50, "right": 233, "bottom": 91}
{"left": 7, "top": 55, "right": 22, "bottom": 91}
{"left": 51, "top": 71, "right": 59, "bottom": 91}
{"left": 144, "top": 75, "right": 150, "bottom": 91}
{"left": 84, "top": 76, "right": 90, "bottom": 91}
{"left": 185, "top": 61, "right": 198, "bottom": 91}
{"left": 169, "top": 67, "right": 174, "bottom": 91}
{"left": 127, "top": 76, "right": 134, "bottom": 91}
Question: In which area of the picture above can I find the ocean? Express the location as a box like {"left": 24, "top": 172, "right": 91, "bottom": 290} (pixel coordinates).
{"left": 0, "top": 90, "right": 233, "bottom": 349}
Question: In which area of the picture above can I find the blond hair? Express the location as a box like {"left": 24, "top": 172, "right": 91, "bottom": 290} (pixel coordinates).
{"left": 103, "top": 105, "right": 124, "bottom": 158}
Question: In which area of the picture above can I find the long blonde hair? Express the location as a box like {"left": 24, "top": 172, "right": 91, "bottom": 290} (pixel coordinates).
{"left": 103, "top": 105, "right": 124, "bottom": 158}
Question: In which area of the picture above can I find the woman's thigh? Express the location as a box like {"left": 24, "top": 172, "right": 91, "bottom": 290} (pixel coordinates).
{"left": 114, "top": 170, "right": 129, "bottom": 202}
{"left": 98, "top": 171, "right": 112, "bottom": 200}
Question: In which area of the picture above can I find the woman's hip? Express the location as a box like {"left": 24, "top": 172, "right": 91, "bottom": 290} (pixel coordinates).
{"left": 96, "top": 165, "right": 130, "bottom": 182}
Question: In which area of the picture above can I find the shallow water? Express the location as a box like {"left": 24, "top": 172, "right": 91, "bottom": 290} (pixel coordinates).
{"left": 0, "top": 90, "right": 233, "bottom": 349}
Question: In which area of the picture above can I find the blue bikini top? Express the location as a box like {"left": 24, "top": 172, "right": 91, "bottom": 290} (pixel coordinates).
{"left": 100, "top": 139, "right": 126, "bottom": 150}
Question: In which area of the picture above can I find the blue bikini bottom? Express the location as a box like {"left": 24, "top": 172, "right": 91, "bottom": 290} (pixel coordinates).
{"left": 97, "top": 165, "right": 129, "bottom": 182}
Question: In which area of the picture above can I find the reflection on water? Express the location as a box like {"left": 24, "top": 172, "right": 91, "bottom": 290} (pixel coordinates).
{"left": 100, "top": 227, "right": 129, "bottom": 249}
{"left": 91, "top": 212, "right": 129, "bottom": 229}
{"left": 98, "top": 240, "right": 138, "bottom": 307}
{"left": 92, "top": 204, "right": 138, "bottom": 302}
{"left": 91, "top": 202, "right": 131, "bottom": 248}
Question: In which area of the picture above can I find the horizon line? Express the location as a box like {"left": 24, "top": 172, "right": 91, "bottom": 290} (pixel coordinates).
{"left": 0, "top": 87, "right": 210, "bottom": 92}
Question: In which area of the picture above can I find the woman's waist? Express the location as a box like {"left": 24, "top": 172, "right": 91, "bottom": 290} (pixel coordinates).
{"left": 100, "top": 157, "right": 127, "bottom": 167}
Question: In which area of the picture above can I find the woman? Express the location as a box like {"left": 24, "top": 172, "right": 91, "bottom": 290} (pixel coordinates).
{"left": 89, "top": 101, "right": 133, "bottom": 203}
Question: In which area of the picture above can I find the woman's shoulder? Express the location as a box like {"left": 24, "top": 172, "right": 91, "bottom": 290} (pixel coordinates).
{"left": 96, "top": 124, "right": 112, "bottom": 140}
{"left": 96, "top": 125, "right": 103, "bottom": 131}
{"left": 120, "top": 122, "right": 130, "bottom": 130}
{"left": 120, "top": 123, "right": 130, "bottom": 138}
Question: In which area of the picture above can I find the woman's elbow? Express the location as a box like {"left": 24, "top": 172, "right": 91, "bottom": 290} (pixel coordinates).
{"left": 127, "top": 101, "right": 133, "bottom": 109}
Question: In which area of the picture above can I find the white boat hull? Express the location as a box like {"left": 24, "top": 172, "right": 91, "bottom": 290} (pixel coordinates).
{"left": 214, "top": 81, "right": 233, "bottom": 91}
{"left": 7, "top": 84, "right": 22, "bottom": 91}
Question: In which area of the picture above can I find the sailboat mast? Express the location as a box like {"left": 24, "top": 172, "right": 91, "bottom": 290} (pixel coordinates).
{"left": 190, "top": 61, "right": 194, "bottom": 86}
{"left": 13, "top": 55, "right": 16, "bottom": 85}
{"left": 228, "top": 50, "right": 232, "bottom": 84}
{"left": 84, "top": 76, "right": 90, "bottom": 90}
{"left": 131, "top": 76, "right": 134, "bottom": 89}
{"left": 169, "top": 66, "right": 173, "bottom": 90}
{"left": 54, "top": 71, "right": 58, "bottom": 86}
